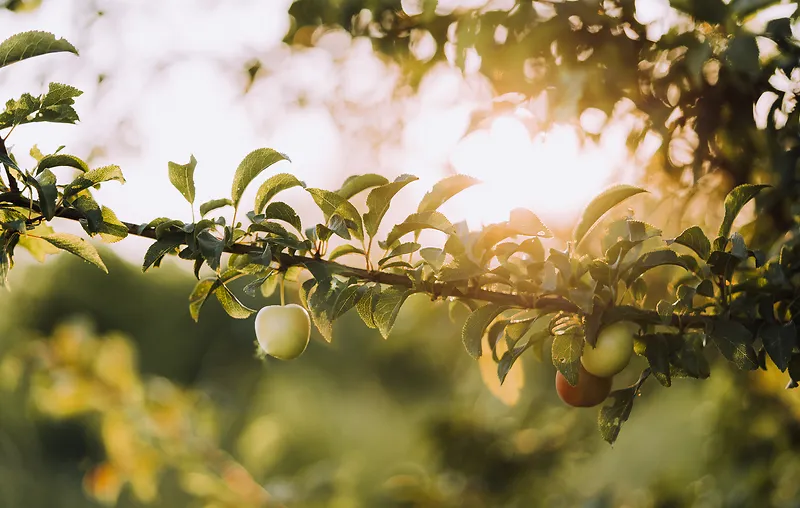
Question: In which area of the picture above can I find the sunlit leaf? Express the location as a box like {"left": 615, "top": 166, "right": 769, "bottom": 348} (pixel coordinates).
{"left": 462, "top": 304, "right": 509, "bottom": 359}
{"left": 142, "top": 235, "right": 184, "bottom": 272}
{"left": 574, "top": 185, "right": 647, "bottom": 246}
{"left": 0, "top": 31, "right": 78, "bottom": 69}
{"left": 598, "top": 370, "right": 649, "bottom": 445}
{"left": 418, "top": 174, "right": 480, "bottom": 213}
{"left": 711, "top": 319, "right": 758, "bottom": 370}
{"left": 551, "top": 329, "right": 583, "bottom": 386}
{"left": 374, "top": 286, "right": 413, "bottom": 339}
{"left": 364, "top": 174, "right": 418, "bottom": 238}
{"left": 231, "top": 148, "right": 290, "bottom": 208}
{"left": 253, "top": 172, "right": 304, "bottom": 213}
{"left": 385, "top": 211, "right": 456, "bottom": 247}
{"left": 668, "top": 225, "right": 710, "bottom": 260}
{"left": 337, "top": 173, "right": 389, "bottom": 199}
{"left": 718, "top": 184, "right": 769, "bottom": 239}
{"left": 167, "top": 154, "right": 196, "bottom": 204}
{"left": 63, "top": 165, "right": 125, "bottom": 198}
{"left": 199, "top": 198, "right": 233, "bottom": 217}
{"left": 42, "top": 233, "right": 107, "bottom": 273}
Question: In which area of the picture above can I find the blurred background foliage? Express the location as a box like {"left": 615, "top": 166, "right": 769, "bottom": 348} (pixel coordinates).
{"left": 3, "top": 0, "right": 800, "bottom": 507}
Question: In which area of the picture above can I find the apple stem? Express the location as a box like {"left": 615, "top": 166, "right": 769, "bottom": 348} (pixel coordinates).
{"left": 279, "top": 273, "right": 286, "bottom": 307}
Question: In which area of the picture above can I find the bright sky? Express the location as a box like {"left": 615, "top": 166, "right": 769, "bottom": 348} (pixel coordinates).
{"left": 0, "top": 0, "right": 688, "bottom": 262}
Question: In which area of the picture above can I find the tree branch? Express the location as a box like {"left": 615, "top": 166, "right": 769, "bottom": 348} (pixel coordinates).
{"left": 0, "top": 191, "right": 741, "bottom": 330}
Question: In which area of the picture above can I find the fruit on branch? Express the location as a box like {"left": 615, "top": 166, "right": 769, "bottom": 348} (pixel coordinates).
{"left": 555, "top": 365, "right": 612, "bottom": 408}
{"left": 581, "top": 321, "right": 637, "bottom": 378}
{"left": 254, "top": 304, "right": 311, "bottom": 360}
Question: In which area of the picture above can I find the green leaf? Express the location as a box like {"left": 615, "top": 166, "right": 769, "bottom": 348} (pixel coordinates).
{"left": 439, "top": 258, "right": 486, "bottom": 282}
{"left": 574, "top": 185, "right": 647, "bottom": 246}
{"left": 189, "top": 279, "right": 215, "bottom": 322}
{"left": 669, "top": 225, "right": 710, "bottom": 260}
{"left": 332, "top": 283, "right": 366, "bottom": 319}
{"left": 0, "top": 31, "right": 78, "bottom": 69}
{"left": 374, "top": 287, "right": 413, "bottom": 339}
{"left": 199, "top": 198, "right": 233, "bottom": 217}
{"left": 308, "top": 282, "right": 336, "bottom": 342}
{"left": 264, "top": 201, "right": 302, "bottom": 232}
{"left": 509, "top": 208, "right": 552, "bottom": 237}
{"left": 97, "top": 206, "right": 128, "bottom": 243}
{"left": 641, "top": 334, "right": 672, "bottom": 387}
{"left": 215, "top": 282, "right": 255, "bottom": 319}
{"left": 30, "top": 169, "right": 57, "bottom": 220}
{"left": 711, "top": 319, "right": 758, "bottom": 370}
{"left": 328, "top": 244, "right": 365, "bottom": 262}
{"left": 625, "top": 249, "right": 687, "bottom": 284}
{"left": 306, "top": 188, "right": 364, "bottom": 240}
{"left": 379, "top": 242, "right": 420, "bottom": 266}
{"left": 42, "top": 233, "right": 107, "bottom": 273}
{"left": 419, "top": 247, "right": 446, "bottom": 271}
{"left": 35, "top": 153, "right": 88, "bottom": 174}
{"left": 718, "top": 184, "right": 769, "bottom": 239}
{"left": 759, "top": 322, "right": 796, "bottom": 372}
{"left": 418, "top": 174, "right": 480, "bottom": 213}
{"left": 63, "top": 165, "right": 125, "bottom": 198}
{"left": 231, "top": 148, "right": 290, "bottom": 208}
{"left": 253, "top": 173, "right": 304, "bottom": 214}
{"left": 356, "top": 284, "right": 381, "bottom": 328}
{"left": 462, "top": 304, "right": 509, "bottom": 359}
{"left": 167, "top": 155, "right": 196, "bottom": 204}
{"left": 142, "top": 235, "right": 184, "bottom": 272}
{"left": 41, "top": 82, "right": 82, "bottom": 108}
{"left": 385, "top": 211, "right": 456, "bottom": 247}
{"left": 656, "top": 300, "right": 674, "bottom": 326}
{"left": 598, "top": 370, "right": 649, "bottom": 445}
{"left": 197, "top": 231, "right": 224, "bottom": 271}
{"left": 337, "top": 173, "right": 389, "bottom": 199}
{"left": 70, "top": 193, "right": 102, "bottom": 233}
{"left": 551, "top": 329, "right": 584, "bottom": 386}
{"left": 364, "top": 174, "right": 418, "bottom": 238}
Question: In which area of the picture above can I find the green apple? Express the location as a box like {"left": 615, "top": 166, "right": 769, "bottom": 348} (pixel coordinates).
{"left": 581, "top": 321, "right": 637, "bottom": 377}
{"left": 555, "top": 365, "right": 612, "bottom": 408}
{"left": 255, "top": 304, "right": 311, "bottom": 360}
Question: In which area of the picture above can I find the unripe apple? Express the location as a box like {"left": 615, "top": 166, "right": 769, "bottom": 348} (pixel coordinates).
{"left": 581, "top": 321, "right": 637, "bottom": 378}
{"left": 254, "top": 304, "right": 311, "bottom": 360}
{"left": 555, "top": 365, "right": 612, "bottom": 408}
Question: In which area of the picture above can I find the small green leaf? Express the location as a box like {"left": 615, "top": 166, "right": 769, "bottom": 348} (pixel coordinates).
{"left": 374, "top": 287, "right": 413, "bottom": 339}
{"left": 760, "top": 322, "right": 796, "bottom": 372}
{"left": 337, "top": 173, "right": 389, "bottom": 199}
{"left": 168, "top": 155, "right": 196, "bottom": 204}
{"left": 551, "top": 329, "right": 584, "bottom": 386}
{"left": 641, "top": 334, "right": 672, "bottom": 387}
{"left": 253, "top": 173, "right": 304, "bottom": 213}
{"left": 418, "top": 174, "right": 481, "bottom": 213}
{"left": 215, "top": 282, "right": 255, "bottom": 319}
{"left": 711, "top": 319, "right": 758, "bottom": 370}
{"left": 231, "top": 148, "right": 290, "bottom": 208}
{"left": 63, "top": 165, "right": 125, "bottom": 198}
{"left": 199, "top": 198, "right": 233, "bottom": 217}
{"left": 509, "top": 208, "right": 552, "bottom": 237}
{"left": 462, "top": 304, "right": 509, "bottom": 359}
{"left": 332, "top": 284, "right": 366, "bottom": 319}
{"left": 574, "top": 185, "right": 648, "bottom": 246}
{"left": 419, "top": 247, "right": 446, "bottom": 271}
{"left": 189, "top": 279, "right": 215, "bottom": 322}
{"left": 0, "top": 31, "right": 78, "bottom": 69}
{"left": 385, "top": 211, "right": 456, "bottom": 247}
{"left": 625, "top": 249, "right": 687, "bottom": 284}
{"left": 35, "top": 153, "right": 88, "bottom": 174}
{"left": 364, "top": 174, "right": 418, "bottom": 238}
{"left": 308, "top": 282, "right": 336, "bottom": 342}
{"left": 29, "top": 169, "right": 57, "bottom": 220}
{"left": 718, "top": 184, "right": 769, "bottom": 239}
{"left": 669, "top": 225, "right": 710, "bottom": 260}
{"left": 379, "top": 242, "right": 420, "bottom": 266}
{"left": 264, "top": 201, "right": 302, "bottom": 232}
{"left": 306, "top": 188, "right": 364, "bottom": 240}
{"left": 142, "top": 235, "right": 184, "bottom": 272}
{"left": 598, "top": 370, "right": 649, "bottom": 445}
{"left": 356, "top": 284, "right": 381, "bottom": 328}
{"left": 42, "top": 233, "right": 107, "bottom": 273}
{"left": 328, "top": 244, "right": 365, "bottom": 262}
{"left": 656, "top": 300, "right": 674, "bottom": 325}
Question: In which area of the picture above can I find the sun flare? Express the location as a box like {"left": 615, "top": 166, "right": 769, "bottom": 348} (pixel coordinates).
{"left": 449, "top": 115, "right": 631, "bottom": 234}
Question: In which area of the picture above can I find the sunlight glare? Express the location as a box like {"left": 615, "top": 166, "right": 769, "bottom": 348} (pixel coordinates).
{"left": 450, "top": 116, "right": 623, "bottom": 232}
